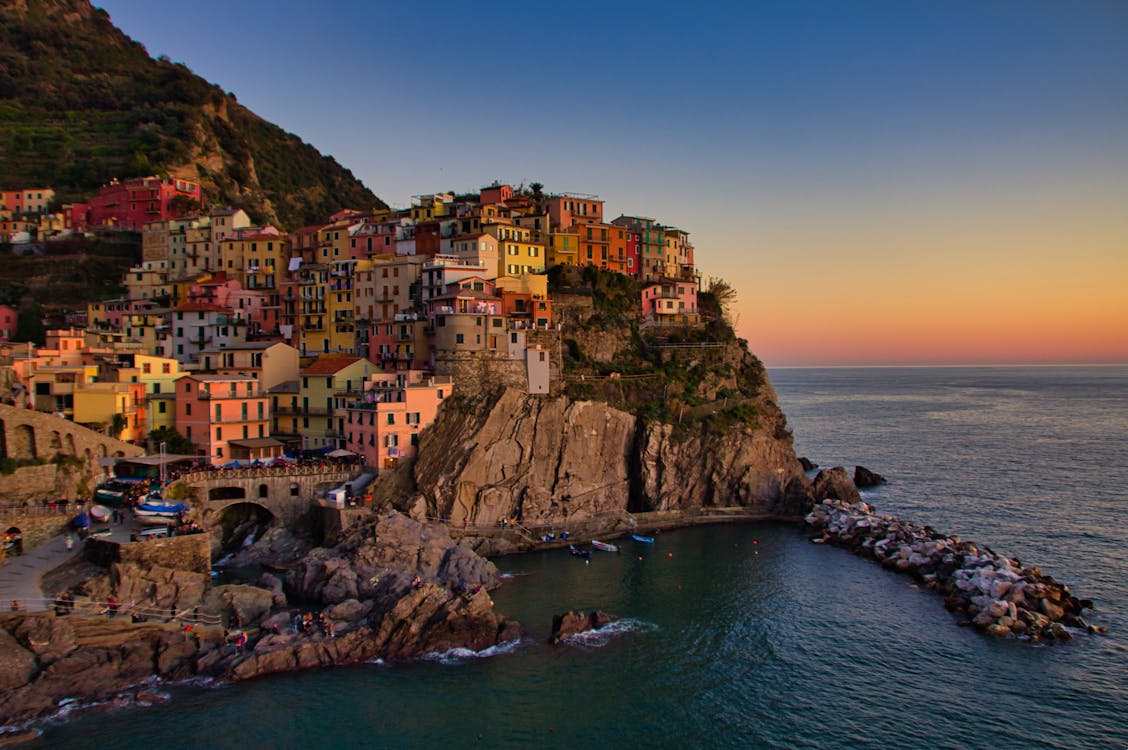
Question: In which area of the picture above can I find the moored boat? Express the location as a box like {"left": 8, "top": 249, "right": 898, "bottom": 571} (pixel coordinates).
{"left": 134, "top": 500, "right": 187, "bottom": 525}
{"left": 591, "top": 540, "right": 619, "bottom": 553}
{"left": 568, "top": 544, "right": 592, "bottom": 560}
{"left": 631, "top": 534, "right": 655, "bottom": 544}
{"left": 89, "top": 504, "right": 112, "bottom": 523}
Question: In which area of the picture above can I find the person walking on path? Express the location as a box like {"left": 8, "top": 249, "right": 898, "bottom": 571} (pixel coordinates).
{"left": 64, "top": 534, "right": 73, "bottom": 551}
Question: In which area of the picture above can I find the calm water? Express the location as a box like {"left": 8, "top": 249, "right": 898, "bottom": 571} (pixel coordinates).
{"left": 40, "top": 366, "right": 1128, "bottom": 749}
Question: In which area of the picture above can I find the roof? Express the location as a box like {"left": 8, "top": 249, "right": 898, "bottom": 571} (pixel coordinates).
{"left": 176, "top": 373, "right": 258, "bottom": 383}
{"left": 301, "top": 356, "right": 364, "bottom": 375}
{"left": 228, "top": 438, "right": 283, "bottom": 449}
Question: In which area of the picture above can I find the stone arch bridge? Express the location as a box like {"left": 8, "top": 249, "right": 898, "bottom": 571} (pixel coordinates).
{"left": 178, "top": 465, "right": 355, "bottom": 527}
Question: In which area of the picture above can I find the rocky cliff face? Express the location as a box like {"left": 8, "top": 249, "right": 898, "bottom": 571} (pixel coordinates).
{"left": 412, "top": 381, "right": 812, "bottom": 528}
{"left": 0, "top": 511, "right": 519, "bottom": 726}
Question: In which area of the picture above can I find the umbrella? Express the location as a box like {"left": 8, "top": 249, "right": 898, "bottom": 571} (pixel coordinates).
{"left": 327, "top": 449, "right": 355, "bottom": 458}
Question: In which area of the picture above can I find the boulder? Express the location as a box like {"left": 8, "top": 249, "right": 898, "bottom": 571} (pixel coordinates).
{"left": 853, "top": 466, "right": 887, "bottom": 487}
{"left": 202, "top": 585, "right": 274, "bottom": 626}
{"left": 798, "top": 457, "right": 818, "bottom": 472}
{"left": 811, "top": 468, "right": 862, "bottom": 504}
{"left": 0, "top": 625, "right": 36, "bottom": 692}
{"left": 549, "top": 610, "right": 617, "bottom": 644}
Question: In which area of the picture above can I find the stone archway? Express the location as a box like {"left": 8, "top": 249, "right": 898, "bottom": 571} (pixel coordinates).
{"left": 64, "top": 433, "right": 76, "bottom": 456}
{"left": 209, "top": 486, "right": 247, "bottom": 502}
{"left": 49, "top": 430, "right": 61, "bottom": 450}
{"left": 214, "top": 501, "right": 276, "bottom": 554}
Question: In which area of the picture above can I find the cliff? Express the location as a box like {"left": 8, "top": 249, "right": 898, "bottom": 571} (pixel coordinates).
{"left": 412, "top": 386, "right": 810, "bottom": 529}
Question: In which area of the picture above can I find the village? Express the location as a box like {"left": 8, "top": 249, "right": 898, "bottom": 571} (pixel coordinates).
{"left": 0, "top": 178, "right": 703, "bottom": 472}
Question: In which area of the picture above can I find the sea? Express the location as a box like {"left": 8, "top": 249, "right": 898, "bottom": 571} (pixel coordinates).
{"left": 38, "top": 365, "right": 1128, "bottom": 749}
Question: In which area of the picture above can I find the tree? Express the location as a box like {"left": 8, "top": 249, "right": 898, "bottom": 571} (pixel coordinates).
{"left": 148, "top": 426, "right": 195, "bottom": 455}
{"left": 529, "top": 181, "right": 545, "bottom": 211}
{"left": 168, "top": 194, "right": 201, "bottom": 217}
{"left": 707, "top": 277, "right": 738, "bottom": 322}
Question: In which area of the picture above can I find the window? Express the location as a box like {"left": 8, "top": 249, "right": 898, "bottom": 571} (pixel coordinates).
{"left": 185, "top": 403, "right": 192, "bottom": 416}
{"left": 455, "top": 333, "right": 464, "bottom": 344}
{"left": 215, "top": 427, "right": 222, "bottom": 440}
{"left": 387, "top": 413, "right": 395, "bottom": 425}
{"left": 158, "top": 401, "right": 167, "bottom": 414}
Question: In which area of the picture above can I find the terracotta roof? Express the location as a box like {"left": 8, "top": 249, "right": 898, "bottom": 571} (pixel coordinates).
{"left": 301, "top": 356, "right": 363, "bottom": 375}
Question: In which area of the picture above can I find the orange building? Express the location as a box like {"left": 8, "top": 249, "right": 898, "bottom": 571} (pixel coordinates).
{"left": 174, "top": 373, "right": 276, "bottom": 464}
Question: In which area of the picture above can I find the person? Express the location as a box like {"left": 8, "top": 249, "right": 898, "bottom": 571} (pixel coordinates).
{"left": 107, "top": 596, "right": 118, "bottom": 616}
{"left": 325, "top": 620, "right": 335, "bottom": 638}
{"left": 9, "top": 600, "right": 18, "bottom": 612}
{"left": 64, "top": 534, "right": 73, "bottom": 551}
{"left": 236, "top": 630, "right": 247, "bottom": 653}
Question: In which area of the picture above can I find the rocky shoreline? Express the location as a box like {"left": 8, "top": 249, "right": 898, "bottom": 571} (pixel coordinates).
{"left": 805, "top": 498, "right": 1104, "bottom": 640}
{"left": 0, "top": 511, "right": 521, "bottom": 730}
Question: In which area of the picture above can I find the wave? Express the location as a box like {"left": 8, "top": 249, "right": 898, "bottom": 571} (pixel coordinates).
{"left": 561, "top": 618, "right": 658, "bottom": 648}
{"left": 423, "top": 637, "right": 527, "bottom": 664}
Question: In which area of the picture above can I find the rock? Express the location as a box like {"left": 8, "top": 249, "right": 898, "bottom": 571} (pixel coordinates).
{"left": 325, "top": 598, "right": 371, "bottom": 623}
{"left": 1039, "top": 598, "right": 1065, "bottom": 621}
{"left": 258, "top": 573, "right": 288, "bottom": 609}
{"left": 549, "top": 610, "right": 617, "bottom": 644}
{"left": 853, "top": 466, "right": 887, "bottom": 487}
{"left": 201, "top": 585, "right": 274, "bottom": 626}
{"left": 811, "top": 468, "right": 862, "bottom": 504}
{"left": 798, "top": 457, "right": 818, "bottom": 471}
{"left": 0, "top": 624, "right": 36, "bottom": 692}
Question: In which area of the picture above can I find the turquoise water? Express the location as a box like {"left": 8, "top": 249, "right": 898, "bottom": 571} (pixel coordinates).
{"left": 39, "top": 366, "right": 1128, "bottom": 748}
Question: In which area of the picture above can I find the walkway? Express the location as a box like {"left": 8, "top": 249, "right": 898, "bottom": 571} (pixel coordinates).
{"left": 0, "top": 531, "right": 77, "bottom": 613}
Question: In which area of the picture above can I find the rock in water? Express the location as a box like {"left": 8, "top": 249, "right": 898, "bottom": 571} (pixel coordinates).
{"left": 854, "top": 466, "right": 887, "bottom": 487}
{"left": 549, "top": 610, "right": 617, "bottom": 644}
{"left": 811, "top": 467, "right": 862, "bottom": 504}
{"left": 798, "top": 457, "right": 818, "bottom": 472}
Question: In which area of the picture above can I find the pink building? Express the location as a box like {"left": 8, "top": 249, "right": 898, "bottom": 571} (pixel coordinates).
{"left": 640, "top": 279, "right": 699, "bottom": 325}
{"left": 342, "top": 374, "right": 453, "bottom": 470}
{"left": 0, "top": 305, "right": 17, "bottom": 341}
{"left": 82, "top": 176, "right": 203, "bottom": 231}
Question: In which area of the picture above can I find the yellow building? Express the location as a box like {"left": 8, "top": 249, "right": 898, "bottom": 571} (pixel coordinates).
{"left": 298, "top": 264, "right": 330, "bottom": 356}
{"left": 483, "top": 223, "right": 546, "bottom": 278}
{"left": 410, "top": 193, "right": 453, "bottom": 222}
{"left": 548, "top": 230, "right": 580, "bottom": 267}
{"left": 73, "top": 381, "right": 147, "bottom": 442}
{"left": 299, "top": 356, "right": 378, "bottom": 451}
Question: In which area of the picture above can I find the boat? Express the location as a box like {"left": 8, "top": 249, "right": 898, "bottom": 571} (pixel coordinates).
{"left": 591, "top": 540, "right": 619, "bottom": 553}
{"left": 134, "top": 500, "right": 187, "bottom": 525}
{"left": 631, "top": 534, "right": 655, "bottom": 544}
{"left": 568, "top": 544, "right": 591, "bottom": 560}
{"left": 89, "top": 505, "right": 112, "bottom": 523}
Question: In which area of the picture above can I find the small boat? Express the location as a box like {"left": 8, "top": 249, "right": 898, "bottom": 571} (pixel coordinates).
{"left": 568, "top": 544, "right": 591, "bottom": 560}
{"left": 631, "top": 534, "right": 655, "bottom": 544}
{"left": 134, "top": 500, "right": 187, "bottom": 525}
{"left": 591, "top": 540, "right": 619, "bottom": 553}
{"left": 89, "top": 505, "right": 112, "bottom": 523}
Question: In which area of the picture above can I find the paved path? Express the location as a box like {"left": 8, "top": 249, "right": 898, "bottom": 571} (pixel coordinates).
{"left": 0, "top": 523, "right": 134, "bottom": 613}
{"left": 0, "top": 533, "right": 77, "bottom": 612}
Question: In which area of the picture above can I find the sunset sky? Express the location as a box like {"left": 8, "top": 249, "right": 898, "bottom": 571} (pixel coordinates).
{"left": 95, "top": 0, "right": 1128, "bottom": 366}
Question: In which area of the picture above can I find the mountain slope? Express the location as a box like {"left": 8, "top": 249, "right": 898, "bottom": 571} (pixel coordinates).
{"left": 0, "top": 0, "right": 384, "bottom": 229}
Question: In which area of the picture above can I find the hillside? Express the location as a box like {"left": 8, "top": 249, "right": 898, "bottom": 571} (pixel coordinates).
{"left": 0, "top": 0, "right": 385, "bottom": 229}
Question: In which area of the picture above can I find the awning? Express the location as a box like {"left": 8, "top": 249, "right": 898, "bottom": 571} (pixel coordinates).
{"left": 327, "top": 448, "right": 355, "bottom": 458}
{"left": 228, "top": 438, "right": 284, "bottom": 449}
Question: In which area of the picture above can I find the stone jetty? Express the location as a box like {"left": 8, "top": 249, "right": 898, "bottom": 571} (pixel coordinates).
{"left": 805, "top": 498, "right": 1104, "bottom": 641}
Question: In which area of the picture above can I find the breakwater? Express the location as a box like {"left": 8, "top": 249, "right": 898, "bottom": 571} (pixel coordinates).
{"left": 805, "top": 498, "right": 1104, "bottom": 640}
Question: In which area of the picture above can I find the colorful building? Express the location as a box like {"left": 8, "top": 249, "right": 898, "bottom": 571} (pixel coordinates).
{"left": 640, "top": 278, "right": 700, "bottom": 327}
{"left": 342, "top": 374, "right": 453, "bottom": 470}
{"left": 80, "top": 177, "right": 202, "bottom": 231}
{"left": 299, "top": 356, "right": 378, "bottom": 451}
{"left": 0, "top": 188, "right": 55, "bottom": 215}
{"left": 174, "top": 373, "right": 273, "bottom": 464}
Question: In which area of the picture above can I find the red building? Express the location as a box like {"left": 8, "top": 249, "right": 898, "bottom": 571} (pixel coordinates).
{"left": 78, "top": 176, "right": 203, "bottom": 231}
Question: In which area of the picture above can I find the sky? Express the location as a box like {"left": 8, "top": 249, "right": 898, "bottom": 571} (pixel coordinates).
{"left": 93, "top": 0, "right": 1128, "bottom": 366}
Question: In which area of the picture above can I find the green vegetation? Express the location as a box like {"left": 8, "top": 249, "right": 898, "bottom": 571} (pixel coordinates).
{"left": 0, "top": 0, "right": 384, "bottom": 229}
{"left": 148, "top": 426, "right": 195, "bottom": 456}
{"left": 0, "top": 232, "right": 140, "bottom": 316}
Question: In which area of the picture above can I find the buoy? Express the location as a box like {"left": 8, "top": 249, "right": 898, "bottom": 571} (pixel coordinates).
{"left": 668, "top": 552, "right": 673, "bottom": 557}
{"left": 753, "top": 540, "right": 758, "bottom": 545}
{"left": 638, "top": 556, "right": 643, "bottom": 560}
